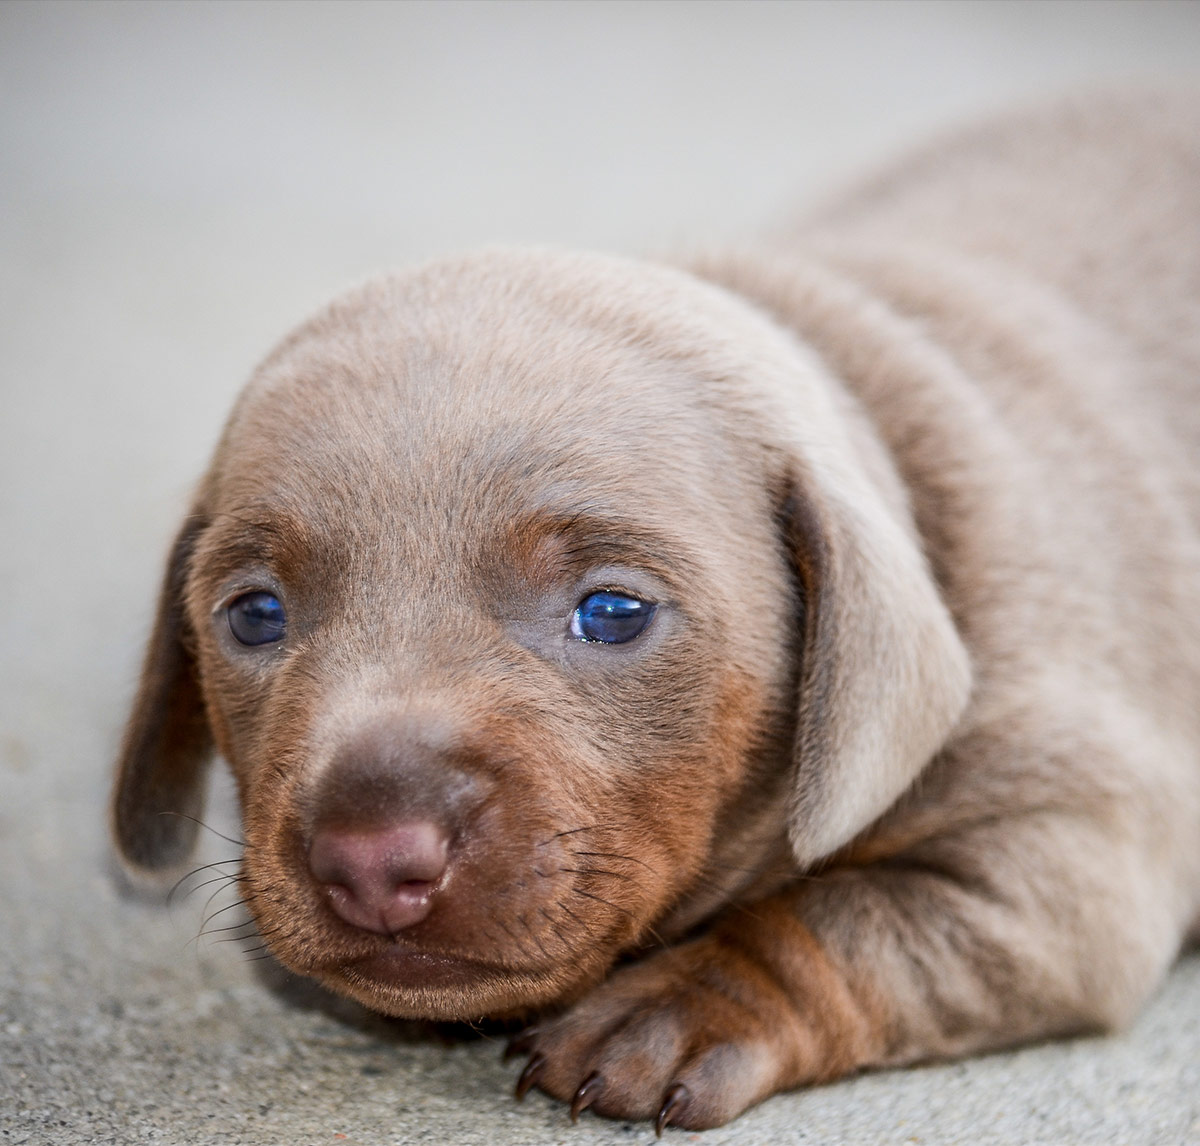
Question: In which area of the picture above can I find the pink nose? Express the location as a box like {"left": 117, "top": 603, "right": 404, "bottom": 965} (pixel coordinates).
{"left": 308, "top": 821, "right": 450, "bottom": 934}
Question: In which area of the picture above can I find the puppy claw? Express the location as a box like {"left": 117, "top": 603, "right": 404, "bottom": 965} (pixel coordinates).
{"left": 656, "top": 1083, "right": 689, "bottom": 1137}
{"left": 503, "top": 1028, "right": 537, "bottom": 1061}
{"left": 514, "top": 1052, "right": 546, "bottom": 1101}
{"left": 570, "top": 1072, "right": 603, "bottom": 1122}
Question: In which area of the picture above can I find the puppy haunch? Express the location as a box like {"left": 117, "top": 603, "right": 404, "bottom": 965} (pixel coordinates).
{"left": 113, "top": 93, "right": 1200, "bottom": 1131}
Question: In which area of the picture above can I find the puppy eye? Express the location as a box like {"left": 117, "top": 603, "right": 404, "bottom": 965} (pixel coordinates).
{"left": 570, "top": 591, "right": 656, "bottom": 644}
{"left": 227, "top": 591, "right": 287, "bottom": 646}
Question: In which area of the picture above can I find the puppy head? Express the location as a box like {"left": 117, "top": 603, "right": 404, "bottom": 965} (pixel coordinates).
{"left": 112, "top": 249, "right": 969, "bottom": 1018}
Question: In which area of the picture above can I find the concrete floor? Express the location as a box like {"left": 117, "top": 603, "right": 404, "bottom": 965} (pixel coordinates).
{"left": 2, "top": 3, "right": 1199, "bottom": 1143}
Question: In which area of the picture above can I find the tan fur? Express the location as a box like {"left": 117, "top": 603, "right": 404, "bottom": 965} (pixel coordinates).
{"left": 112, "top": 92, "right": 1200, "bottom": 1130}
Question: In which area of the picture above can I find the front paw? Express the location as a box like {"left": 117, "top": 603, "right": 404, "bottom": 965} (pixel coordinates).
{"left": 508, "top": 936, "right": 817, "bottom": 1132}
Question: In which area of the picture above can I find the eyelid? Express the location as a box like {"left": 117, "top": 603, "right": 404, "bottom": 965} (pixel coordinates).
{"left": 212, "top": 574, "right": 286, "bottom": 616}
{"left": 580, "top": 584, "right": 658, "bottom": 604}
{"left": 571, "top": 564, "right": 666, "bottom": 603}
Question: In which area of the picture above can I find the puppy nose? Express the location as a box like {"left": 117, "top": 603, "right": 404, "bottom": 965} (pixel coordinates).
{"left": 308, "top": 821, "right": 450, "bottom": 934}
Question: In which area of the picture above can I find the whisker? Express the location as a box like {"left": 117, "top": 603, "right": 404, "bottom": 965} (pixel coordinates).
{"left": 167, "top": 858, "right": 243, "bottom": 903}
{"left": 537, "top": 825, "right": 597, "bottom": 847}
{"left": 496, "top": 918, "right": 537, "bottom": 965}
{"left": 200, "top": 877, "right": 246, "bottom": 917}
{"left": 571, "top": 850, "right": 658, "bottom": 874}
{"left": 198, "top": 924, "right": 255, "bottom": 945}
{"left": 209, "top": 930, "right": 262, "bottom": 946}
{"left": 570, "top": 888, "right": 634, "bottom": 919}
{"left": 199, "top": 899, "right": 246, "bottom": 932}
{"left": 723, "top": 900, "right": 770, "bottom": 923}
{"left": 200, "top": 917, "right": 258, "bottom": 938}
{"left": 558, "top": 902, "right": 589, "bottom": 931}
{"left": 516, "top": 911, "right": 550, "bottom": 962}
{"left": 538, "top": 906, "right": 570, "bottom": 947}
{"left": 183, "top": 871, "right": 243, "bottom": 899}
{"left": 157, "top": 810, "right": 248, "bottom": 849}
{"left": 639, "top": 924, "right": 671, "bottom": 951}
{"left": 560, "top": 866, "right": 644, "bottom": 892}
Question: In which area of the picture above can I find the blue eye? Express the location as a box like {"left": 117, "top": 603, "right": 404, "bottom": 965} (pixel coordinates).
{"left": 227, "top": 591, "right": 287, "bottom": 646}
{"left": 570, "top": 591, "right": 656, "bottom": 644}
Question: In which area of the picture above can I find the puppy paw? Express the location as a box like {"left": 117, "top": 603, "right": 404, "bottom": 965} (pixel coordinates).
{"left": 507, "top": 935, "right": 824, "bottom": 1132}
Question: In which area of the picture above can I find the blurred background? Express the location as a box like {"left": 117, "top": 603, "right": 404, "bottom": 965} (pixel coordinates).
{"left": 2, "top": 3, "right": 1198, "bottom": 1144}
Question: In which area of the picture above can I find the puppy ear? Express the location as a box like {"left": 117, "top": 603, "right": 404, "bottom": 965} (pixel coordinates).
{"left": 782, "top": 453, "right": 971, "bottom": 869}
{"left": 111, "top": 511, "right": 213, "bottom": 877}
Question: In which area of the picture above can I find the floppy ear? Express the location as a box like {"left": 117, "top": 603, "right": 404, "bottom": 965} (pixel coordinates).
{"left": 781, "top": 452, "right": 971, "bottom": 869}
{"left": 111, "top": 511, "right": 213, "bottom": 877}
{"left": 680, "top": 249, "right": 971, "bottom": 867}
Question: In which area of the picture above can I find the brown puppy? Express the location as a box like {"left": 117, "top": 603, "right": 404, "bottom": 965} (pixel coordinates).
{"left": 112, "top": 93, "right": 1200, "bottom": 1132}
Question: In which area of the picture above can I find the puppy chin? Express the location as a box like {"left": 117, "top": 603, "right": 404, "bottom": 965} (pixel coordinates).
{"left": 311, "top": 948, "right": 605, "bottom": 1021}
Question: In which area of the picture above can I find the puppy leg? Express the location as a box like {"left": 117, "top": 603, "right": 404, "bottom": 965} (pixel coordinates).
{"left": 519, "top": 737, "right": 1184, "bottom": 1129}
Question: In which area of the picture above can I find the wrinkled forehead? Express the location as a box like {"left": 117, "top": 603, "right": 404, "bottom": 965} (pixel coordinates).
{"left": 210, "top": 253, "right": 769, "bottom": 549}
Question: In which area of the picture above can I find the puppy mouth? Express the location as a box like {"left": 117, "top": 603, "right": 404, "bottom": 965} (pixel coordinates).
{"left": 317, "top": 937, "right": 605, "bottom": 1019}
{"left": 249, "top": 867, "right": 632, "bottom": 1016}
{"left": 345, "top": 944, "right": 504, "bottom": 989}
{"left": 321, "top": 904, "right": 624, "bottom": 979}
{"left": 243, "top": 765, "right": 654, "bottom": 1015}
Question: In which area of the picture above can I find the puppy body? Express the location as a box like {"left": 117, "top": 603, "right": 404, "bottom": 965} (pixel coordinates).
{"left": 114, "top": 94, "right": 1200, "bottom": 1129}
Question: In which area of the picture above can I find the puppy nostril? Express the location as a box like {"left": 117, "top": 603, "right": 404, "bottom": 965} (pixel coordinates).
{"left": 308, "top": 821, "right": 450, "bottom": 935}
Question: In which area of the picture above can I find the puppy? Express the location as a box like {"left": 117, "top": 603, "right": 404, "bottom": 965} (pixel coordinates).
{"left": 112, "top": 93, "right": 1200, "bottom": 1132}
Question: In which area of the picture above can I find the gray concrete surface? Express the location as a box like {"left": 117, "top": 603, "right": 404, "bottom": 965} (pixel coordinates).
{"left": 2, "top": 3, "right": 1199, "bottom": 1143}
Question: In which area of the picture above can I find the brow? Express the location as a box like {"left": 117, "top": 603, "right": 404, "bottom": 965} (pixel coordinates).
{"left": 195, "top": 508, "right": 311, "bottom": 572}
{"left": 516, "top": 506, "right": 700, "bottom": 585}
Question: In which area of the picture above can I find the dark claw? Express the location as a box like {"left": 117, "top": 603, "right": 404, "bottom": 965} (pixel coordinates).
{"left": 503, "top": 1027, "right": 538, "bottom": 1061}
{"left": 514, "top": 1052, "right": 546, "bottom": 1101}
{"left": 570, "top": 1072, "right": 603, "bottom": 1123}
{"left": 655, "top": 1082, "right": 689, "bottom": 1137}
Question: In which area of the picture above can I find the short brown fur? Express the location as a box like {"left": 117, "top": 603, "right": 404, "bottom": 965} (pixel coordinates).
{"left": 113, "top": 93, "right": 1200, "bottom": 1129}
